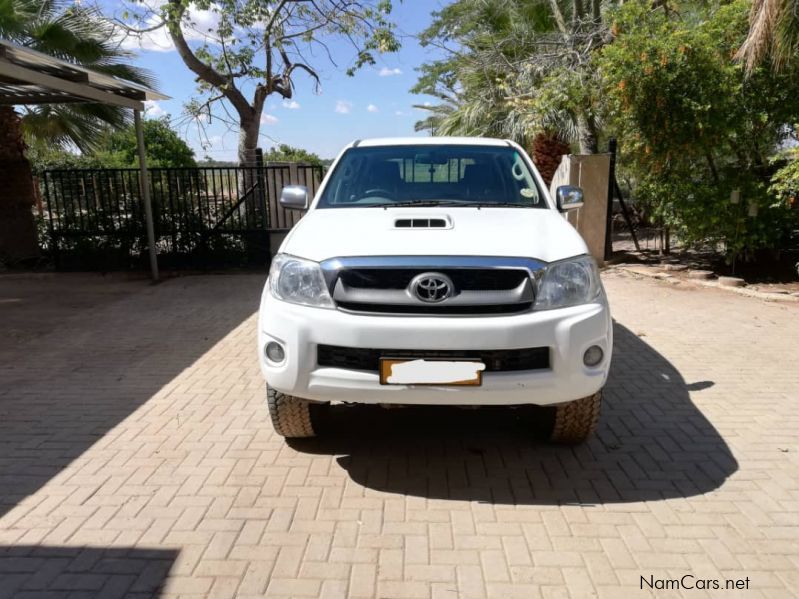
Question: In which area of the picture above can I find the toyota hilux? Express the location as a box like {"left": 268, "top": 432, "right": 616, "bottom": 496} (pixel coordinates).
{"left": 258, "top": 137, "right": 612, "bottom": 443}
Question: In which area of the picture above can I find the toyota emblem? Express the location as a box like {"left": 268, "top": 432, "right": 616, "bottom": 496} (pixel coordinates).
{"left": 410, "top": 272, "right": 454, "bottom": 303}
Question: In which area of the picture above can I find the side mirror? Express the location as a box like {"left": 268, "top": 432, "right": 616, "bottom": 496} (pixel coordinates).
{"left": 280, "top": 185, "right": 310, "bottom": 210}
{"left": 556, "top": 185, "right": 584, "bottom": 212}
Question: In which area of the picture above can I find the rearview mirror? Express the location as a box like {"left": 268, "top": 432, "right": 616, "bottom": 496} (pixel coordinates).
{"left": 556, "top": 185, "right": 584, "bottom": 212}
{"left": 280, "top": 185, "right": 310, "bottom": 210}
{"left": 414, "top": 152, "right": 449, "bottom": 165}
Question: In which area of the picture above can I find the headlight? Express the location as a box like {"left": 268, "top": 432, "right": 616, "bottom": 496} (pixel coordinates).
{"left": 269, "top": 253, "right": 334, "bottom": 308}
{"left": 535, "top": 255, "right": 601, "bottom": 310}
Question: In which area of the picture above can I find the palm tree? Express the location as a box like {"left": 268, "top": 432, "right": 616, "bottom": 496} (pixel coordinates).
{"left": 413, "top": 89, "right": 462, "bottom": 136}
{"left": 414, "top": 0, "right": 610, "bottom": 175}
{"left": 0, "top": 103, "right": 39, "bottom": 261}
{"left": 737, "top": 0, "right": 799, "bottom": 72}
{"left": 0, "top": 0, "right": 153, "bottom": 263}
{"left": 0, "top": 0, "right": 154, "bottom": 151}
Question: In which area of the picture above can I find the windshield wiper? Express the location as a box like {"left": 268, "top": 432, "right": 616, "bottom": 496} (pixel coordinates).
{"left": 366, "top": 200, "right": 467, "bottom": 208}
{"left": 362, "top": 200, "right": 537, "bottom": 208}
{"left": 446, "top": 202, "right": 535, "bottom": 208}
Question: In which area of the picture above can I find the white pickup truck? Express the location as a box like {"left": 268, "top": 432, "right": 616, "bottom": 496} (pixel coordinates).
{"left": 258, "top": 137, "right": 612, "bottom": 443}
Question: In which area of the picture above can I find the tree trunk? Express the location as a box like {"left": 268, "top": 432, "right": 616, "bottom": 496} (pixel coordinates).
{"left": 237, "top": 117, "right": 262, "bottom": 215}
{"left": 236, "top": 116, "right": 267, "bottom": 260}
{"left": 576, "top": 112, "right": 599, "bottom": 154}
{"left": 591, "top": 0, "right": 601, "bottom": 22}
{"left": 531, "top": 131, "right": 571, "bottom": 187}
{"left": 0, "top": 106, "right": 39, "bottom": 263}
{"left": 572, "top": 0, "right": 585, "bottom": 24}
{"left": 238, "top": 118, "right": 260, "bottom": 166}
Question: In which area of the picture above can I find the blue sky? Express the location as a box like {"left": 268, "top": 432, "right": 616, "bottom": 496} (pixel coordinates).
{"left": 122, "top": 2, "right": 444, "bottom": 161}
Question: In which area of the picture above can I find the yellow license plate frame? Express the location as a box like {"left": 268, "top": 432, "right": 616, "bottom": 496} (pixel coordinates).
{"left": 379, "top": 358, "right": 484, "bottom": 386}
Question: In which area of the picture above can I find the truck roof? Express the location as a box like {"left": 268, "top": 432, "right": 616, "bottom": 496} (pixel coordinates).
{"left": 352, "top": 137, "right": 512, "bottom": 148}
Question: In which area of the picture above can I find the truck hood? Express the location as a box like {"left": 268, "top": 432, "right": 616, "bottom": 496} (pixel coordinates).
{"left": 281, "top": 207, "right": 589, "bottom": 264}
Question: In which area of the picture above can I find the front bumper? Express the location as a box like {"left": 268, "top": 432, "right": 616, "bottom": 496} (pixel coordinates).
{"left": 257, "top": 285, "right": 612, "bottom": 406}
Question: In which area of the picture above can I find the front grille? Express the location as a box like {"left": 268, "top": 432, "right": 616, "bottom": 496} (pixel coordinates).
{"left": 339, "top": 268, "right": 527, "bottom": 291}
{"left": 336, "top": 302, "right": 532, "bottom": 315}
{"left": 317, "top": 345, "right": 550, "bottom": 372}
{"left": 333, "top": 267, "right": 534, "bottom": 315}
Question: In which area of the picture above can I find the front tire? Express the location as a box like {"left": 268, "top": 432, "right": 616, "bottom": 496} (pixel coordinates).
{"left": 549, "top": 390, "right": 602, "bottom": 444}
{"left": 267, "top": 386, "right": 316, "bottom": 438}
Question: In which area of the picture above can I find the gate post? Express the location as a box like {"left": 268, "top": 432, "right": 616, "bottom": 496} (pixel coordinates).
{"left": 255, "top": 148, "right": 269, "bottom": 229}
{"left": 255, "top": 148, "right": 271, "bottom": 264}
{"left": 604, "top": 138, "right": 617, "bottom": 261}
{"left": 134, "top": 109, "right": 159, "bottom": 281}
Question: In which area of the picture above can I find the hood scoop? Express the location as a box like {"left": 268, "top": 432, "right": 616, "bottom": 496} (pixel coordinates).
{"left": 393, "top": 216, "right": 452, "bottom": 229}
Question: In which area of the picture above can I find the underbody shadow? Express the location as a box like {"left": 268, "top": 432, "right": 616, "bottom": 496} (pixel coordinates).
{"left": 290, "top": 323, "right": 738, "bottom": 505}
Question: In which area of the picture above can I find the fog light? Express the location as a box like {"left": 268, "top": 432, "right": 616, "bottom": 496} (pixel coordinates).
{"left": 583, "top": 345, "right": 603, "bottom": 367}
{"left": 265, "top": 341, "right": 285, "bottom": 363}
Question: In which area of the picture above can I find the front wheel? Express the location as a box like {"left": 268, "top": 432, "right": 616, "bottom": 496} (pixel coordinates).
{"left": 267, "top": 386, "right": 316, "bottom": 438}
{"left": 549, "top": 390, "right": 602, "bottom": 444}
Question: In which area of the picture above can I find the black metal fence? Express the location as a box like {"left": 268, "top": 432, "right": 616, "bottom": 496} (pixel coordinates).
{"left": 41, "top": 163, "right": 324, "bottom": 270}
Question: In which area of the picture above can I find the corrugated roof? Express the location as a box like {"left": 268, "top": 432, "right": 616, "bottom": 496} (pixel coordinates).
{"left": 0, "top": 39, "right": 168, "bottom": 110}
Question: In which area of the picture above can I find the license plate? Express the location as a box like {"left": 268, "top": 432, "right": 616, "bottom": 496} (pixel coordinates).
{"left": 379, "top": 358, "right": 485, "bottom": 386}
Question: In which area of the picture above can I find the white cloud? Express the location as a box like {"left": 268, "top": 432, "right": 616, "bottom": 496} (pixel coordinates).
{"left": 367, "top": 104, "right": 379, "bottom": 113}
{"left": 143, "top": 100, "right": 167, "bottom": 118}
{"left": 335, "top": 100, "right": 352, "bottom": 114}
{"left": 261, "top": 113, "right": 279, "bottom": 124}
{"left": 117, "top": 3, "right": 222, "bottom": 53}
{"left": 395, "top": 110, "right": 405, "bottom": 116}
{"left": 378, "top": 67, "right": 403, "bottom": 77}
{"left": 282, "top": 100, "right": 301, "bottom": 110}
{"left": 118, "top": 23, "right": 173, "bottom": 53}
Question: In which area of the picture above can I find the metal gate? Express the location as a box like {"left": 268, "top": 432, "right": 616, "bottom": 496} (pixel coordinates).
{"left": 41, "top": 161, "right": 324, "bottom": 270}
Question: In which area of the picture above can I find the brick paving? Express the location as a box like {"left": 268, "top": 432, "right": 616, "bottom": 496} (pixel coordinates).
{"left": 0, "top": 271, "right": 797, "bottom": 598}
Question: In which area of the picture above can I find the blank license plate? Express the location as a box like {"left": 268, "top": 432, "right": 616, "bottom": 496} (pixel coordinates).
{"left": 379, "top": 358, "right": 485, "bottom": 386}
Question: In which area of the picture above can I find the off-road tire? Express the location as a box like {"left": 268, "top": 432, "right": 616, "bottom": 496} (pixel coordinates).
{"left": 267, "top": 386, "right": 316, "bottom": 438}
{"left": 549, "top": 390, "right": 602, "bottom": 444}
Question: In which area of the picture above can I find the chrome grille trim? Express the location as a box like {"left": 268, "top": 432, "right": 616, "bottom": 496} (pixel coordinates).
{"left": 319, "top": 256, "right": 546, "bottom": 315}
{"left": 332, "top": 277, "right": 534, "bottom": 306}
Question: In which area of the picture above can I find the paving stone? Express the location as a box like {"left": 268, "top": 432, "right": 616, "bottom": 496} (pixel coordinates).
{"left": 0, "top": 272, "right": 797, "bottom": 597}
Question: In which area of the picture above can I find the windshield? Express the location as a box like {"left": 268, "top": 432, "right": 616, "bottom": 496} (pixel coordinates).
{"left": 316, "top": 144, "right": 547, "bottom": 209}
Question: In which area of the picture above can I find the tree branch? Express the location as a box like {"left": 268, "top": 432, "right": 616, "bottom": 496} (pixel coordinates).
{"left": 549, "top": 0, "right": 569, "bottom": 36}
{"left": 165, "top": 0, "right": 252, "bottom": 119}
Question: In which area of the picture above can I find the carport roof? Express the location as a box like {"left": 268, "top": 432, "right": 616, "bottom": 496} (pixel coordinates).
{"left": 0, "top": 39, "right": 168, "bottom": 111}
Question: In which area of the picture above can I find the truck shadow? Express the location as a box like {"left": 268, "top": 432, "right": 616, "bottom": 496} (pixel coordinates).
{"left": 290, "top": 323, "right": 738, "bottom": 505}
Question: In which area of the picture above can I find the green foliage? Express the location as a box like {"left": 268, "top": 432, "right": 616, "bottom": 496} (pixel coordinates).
{"left": 599, "top": 0, "right": 799, "bottom": 262}
{"left": 28, "top": 118, "right": 196, "bottom": 172}
{"left": 770, "top": 146, "right": 799, "bottom": 207}
{"left": 27, "top": 145, "right": 108, "bottom": 175}
{"left": 413, "top": 0, "right": 610, "bottom": 151}
{"left": 99, "top": 118, "right": 196, "bottom": 168}
{"left": 0, "top": 0, "right": 154, "bottom": 152}
{"left": 263, "top": 144, "right": 324, "bottom": 166}
{"left": 413, "top": 0, "right": 799, "bottom": 261}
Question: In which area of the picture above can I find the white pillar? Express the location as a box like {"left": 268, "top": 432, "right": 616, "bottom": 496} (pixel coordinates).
{"left": 134, "top": 109, "right": 159, "bottom": 281}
